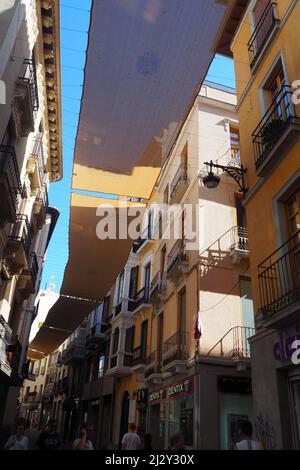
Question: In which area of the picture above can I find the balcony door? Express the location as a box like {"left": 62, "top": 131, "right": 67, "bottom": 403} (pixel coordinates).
{"left": 129, "top": 266, "right": 139, "bottom": 300}
{"left": 253, "top": 0, "right": 274, "bottom": 53}
{"left": 157, "top": 313, "right": 164, "bottom": 368}
{"left": 178, "top": 288, "right": 187, "bottom": 357}
{"left": 144, "top": 262, "right": 151, "bottom": 299}
{"left": 286, "top": 190, "right": 300, "bottom": 289}
{"left": 140, "top": 320, "right": 148, "bottom": 360}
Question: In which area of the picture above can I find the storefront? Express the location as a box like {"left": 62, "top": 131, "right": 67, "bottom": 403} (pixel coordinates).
{"left": 250, "top": 323, "right": 300, "bottom": 449}
{"left": 147, "top": 377, "right": 194, "bottom": 450}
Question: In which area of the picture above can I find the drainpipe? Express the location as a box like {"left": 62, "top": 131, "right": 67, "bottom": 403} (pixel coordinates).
{"left": 190, "top": 263, "right": 200, "bottom": 450}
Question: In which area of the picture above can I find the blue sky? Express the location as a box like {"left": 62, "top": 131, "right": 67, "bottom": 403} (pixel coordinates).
{"left": 41, "top": 2, "right": 236, "bottom": 292}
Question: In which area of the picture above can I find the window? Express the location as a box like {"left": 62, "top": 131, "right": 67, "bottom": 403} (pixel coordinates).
{"left": 116, "top": 271, "right": 124, "bottom": 304}
{"left": 125, "top": 326, "right": 135, "bottom": 353}
{"left": 144, "top": 262, "right": 151, "bottom": 290}
{"left": 230, "top": 126, "right": 240, "bottom": 163}
{"left": 98, "top": 356, "right": 105, "bottom": 378}
{"left": 140, "top": 320, "right": 148, "bottom": 359}
{"left": 102, "top": 295, "right": 110, "bottom": 323}
{"left": 286, "top": 190, "right": 300, "bottom": 238}
{"left": 112, "top": 328, "right": 119, "bottom": 355}
{"left": 129, "top": 267, "right": 139, "bottom": 299}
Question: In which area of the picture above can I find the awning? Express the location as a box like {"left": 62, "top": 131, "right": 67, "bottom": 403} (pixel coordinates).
{"left": 28, "top": 194, "right": 145, "bottom": 358}
{"left": 72, "top": 0, "right": 231, "bottom": 199}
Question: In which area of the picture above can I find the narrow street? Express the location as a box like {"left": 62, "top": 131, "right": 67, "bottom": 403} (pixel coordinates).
{"left": 0, "top": 0, "right": 300, "bottom": 456}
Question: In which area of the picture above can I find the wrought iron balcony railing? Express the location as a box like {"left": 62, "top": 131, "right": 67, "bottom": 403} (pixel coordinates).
{"left": 252, "top": 84, "right": 300, "bottom": 172}
{"left": 0, "top": 145, "right": 22, "bottom": 223}
{"left": 170, "top": 163, "right": 188, "bottom": 201}
{"left": 132, "top": 346, "right": 147, "bottom": 367}
{"left": 162, "top": 331, "right": 189, "bottom": 366}
{"left": 167, "top": 239, "right": 188, "bottom": 273}
{"left": 207, "top": 326, "right": 254, "bottom": 359}
{"left": 150, "top": 271, "right": 167, "bottom": 297}
{"left": 247, "top": 2, "right": 279, "bottom": 69}
{"left": 22, "top": 252, "right": 39, "bottom": 286}
{"left": 128, "top": 286, "right": 150, "bottom": 312}
{"left": 258, "top": 231, "right": 300, "bottom": 319}
{"left": 132, "top": 225, "right": 154, "bottom": 253}
{"left": 19, "top": 58, "right": 39, "bottom": 113}
{"left": 230, "top": 226, "right": 249, "bottom": 252}
{"left": 8, "top": 214, "right": 33, "bottom": 256}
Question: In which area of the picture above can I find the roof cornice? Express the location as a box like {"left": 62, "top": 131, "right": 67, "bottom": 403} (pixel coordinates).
{"left": 39, "top": 0, "right": 63, "bottom": 182}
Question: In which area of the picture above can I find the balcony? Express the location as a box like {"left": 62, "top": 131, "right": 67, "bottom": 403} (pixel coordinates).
{"left": 128, "top": 286, "right": 151, "bottom": 314}
{"left": 0, "top": 145, "right": 22, "bottom": 225}
{"left": 61, "top": 333, "right": 86, "bottom": 365}
{"left": 205, "top": 326, "right": 254, "bottom": 368}
{"left": 145, "top": 352, "right": 162, "bottom": 385}
{"left": 56, "top": 377, "right": 69, "bottom": 395}
{"left": 131, "top": 346, "right": 147, "bottom": 380}
{"left": 150, "top": 271, "right": 167, "bottom": 306}
{"left": 27, "top": 136, "right": 46, "bottom": 193}
{"left": 6, "top": 335, "right": 22, "bottom": 384}
{"left": 4, "top": 215, "right": 33, "bottom": 277}
{"left": 161, "top": 332, "right": 189, "bottom": 375}
{"left": 169, "top": 163, "right": 189, "bottom": 204}
{"left": 229, "top": 227, "right": 249, "bottom": 264}
{"left": 132, "top": 226, "right": 154, "bottom": 254}
{"left": 247, "top": 2, "right": 280, "bottom": 72}
{"left": 106, "top": 352, "right": 132, "bottom": 377}
{"left": 13, "top": 58, "right": 39, "bottom": 137}
{"left": 258, "top": 231, "right": 300, "bottom": 327}
{"left": 18, "top": 253, "right": 39, "bottom": 299}
{"left": 253, "top": 84, "right": 300, "bottom": 177}
{"left": 86, "top": 322, "right": 107, "bottom": 348}
{"left": 0, "top": 316, "right": 13, "bottom": 378}
{"left": 166, "top": 240, "right": 189, "bottom": 283}
{"left": 82, "top": 376, "right": 113, "bottom": 400}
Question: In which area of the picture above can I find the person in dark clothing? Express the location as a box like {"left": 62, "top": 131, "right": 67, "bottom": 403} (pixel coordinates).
{"left": 36, "top": 419, "right": 62, "bottom": 450}
{"left": 142, "top": 433, "right": 153, "bottom": 451}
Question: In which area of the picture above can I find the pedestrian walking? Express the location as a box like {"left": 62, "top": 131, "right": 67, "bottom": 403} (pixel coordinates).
{"left": 234, "top": 421, "right": 264, "bottom": 450}
{"left": 36, "top": 419, "right": 62, "bottom": 450}
{"left": 141, "top": 433, "right": 153, "bottom": 451}
{"left": 72, "top": 424, "right": 94, "bottom": 450}
{"left": 168, "top": 433, "right": 185, "bottom": 450}
{"left": 4, "top": 424, "right": 28, "bottom": 450}
{"left": 121, "top": 423, "right": 141, "bottom": 450}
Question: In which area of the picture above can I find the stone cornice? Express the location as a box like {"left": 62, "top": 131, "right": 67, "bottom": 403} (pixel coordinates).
{"left": 38, "top": 0, "right": 62, "bottom": 182}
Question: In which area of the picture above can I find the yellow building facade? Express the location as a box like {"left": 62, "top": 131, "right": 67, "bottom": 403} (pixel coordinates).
{"left": 219, "top": 0, "right": 300, "bottom": 450}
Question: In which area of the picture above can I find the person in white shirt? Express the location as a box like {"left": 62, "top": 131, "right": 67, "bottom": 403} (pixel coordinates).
{"left": 72, "top": 424, "right": 94, "bottom": 450}
{"left": 121, "top": 423, "right": 141, "bottom": 450}
{"left": 4, "top": 424, "right": 29, "bottom": 450}
{"left": 234, "top": 421, "right": 264, "bottom": 450}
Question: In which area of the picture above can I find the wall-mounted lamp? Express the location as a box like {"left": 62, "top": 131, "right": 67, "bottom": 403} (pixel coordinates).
{"left": 202, "top": 160, "right": 248, "bottom": 194}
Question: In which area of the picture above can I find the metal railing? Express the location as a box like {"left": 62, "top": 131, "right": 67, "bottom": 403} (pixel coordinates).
{"left": 247, "top": 2, "right": 279, "bottom": 68}
{"left": 8, "top": 214, "right": 33, "bottom": 256}
{"left": 252, "top": 83, "right": 299, "bottom": 170}
{"left": 230, "top": 226, "right": 249, "bottom": 252}
{"left": 132, "top": 346, "right": 147, "bottom": 366}
{"left": 0, "top": 145, "right": 22, "bottom": 219}
{"left": 207, "top": 326, "right": 255, "bottom": 358}
{"left": 30, "top": 133, "right": 45, "bottom": 185}
{"left": 128, "top": 286, "right": 150, "bottom": 312}
{"left": 133, "top": 225, "right": 153, "bottom": 252}
{"left": 22, "top": 252, "right": 39, "bottom": 286}
{"left": 19, "top": 58, "right": 39, "bottom": 113}
{"left": 145, "top": 351, "right": 157, "bottom": 377}
{"left": 258, "top": 231, "right": 300, "bottom": 318}
{"left": 150, "top": 271, "right": 167, "bottom": 297}
{"left": 167, "top": 239, "right": 187, "bottom": 273}
{"left": 162, "top": 331, "right": 189, "bottom": 366}
{"left": 170, "top": 163, "right": 188, "bottom": 200}
{"left": 0, "top": 316, "right": 12, "bottom": 371}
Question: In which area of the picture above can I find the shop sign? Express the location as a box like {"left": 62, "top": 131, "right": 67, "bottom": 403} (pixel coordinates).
{"left": 149, "top": 389, "right": 164, "bottom": 403}
{"left": 167, "top": 379, "right": 192, "bottom": 398}
{"left": 273, "top": 327, "right": 300, "bottom": 363}
{"left": 149, "top": 378, "right": 193, "bottom": 403}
